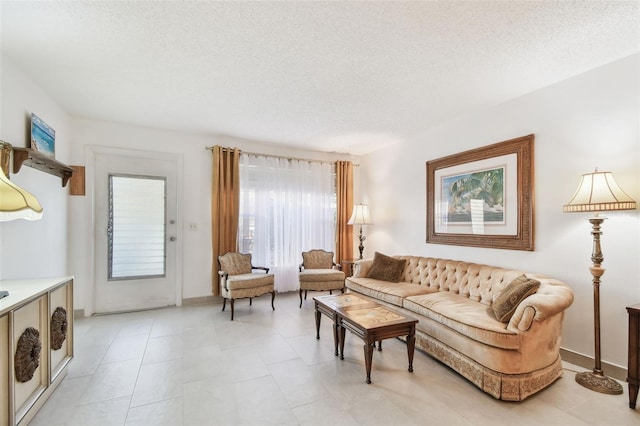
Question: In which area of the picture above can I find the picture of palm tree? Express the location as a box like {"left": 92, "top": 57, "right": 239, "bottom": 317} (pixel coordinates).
{"left": 443, "top": 167, "right": 505, "bottom": 223}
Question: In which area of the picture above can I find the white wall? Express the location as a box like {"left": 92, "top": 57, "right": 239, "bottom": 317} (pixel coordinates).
{"left": 0, "top": 56, "right": 71, "bottom": 280}
{"left": 69, "top": 118, "right": 358, "bottom": 314}
{"left": 361, "top": 54, "right": 640, "bottom": 368}
{"left": 4, "top": 49, "right": 638, "bottom": 368}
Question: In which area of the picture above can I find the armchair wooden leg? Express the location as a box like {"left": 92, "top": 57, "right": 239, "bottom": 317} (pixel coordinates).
{"left": 299, "top": 289, "right": 303, "bottom": 308}
{"left": 230, "top": 299, "right": 235, "bottom": 321}
{"left": 304, "top": 290, "right": 308, "bottom": 300}
{"left": 249, "top": 297, "right": 252, "bottom": 306}
{"left": 222, "top": 298, "right": 226, "bottom": 312}
{"left": 341, "top": 288, "right": 345, "bottom": 294}
{"left": 329, "top": 290, "right": 333, "bottom": 295}
{"left": 271, "top": 291, "right": 276, "bottom": 311}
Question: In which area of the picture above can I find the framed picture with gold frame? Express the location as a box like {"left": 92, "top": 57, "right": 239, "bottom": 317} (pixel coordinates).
{"left": 426, "top": 134, "right": 534, "bottom": 251}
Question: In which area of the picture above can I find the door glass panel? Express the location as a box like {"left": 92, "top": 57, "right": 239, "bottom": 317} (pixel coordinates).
{"left": 108, "top": 175, "right": 166, "bottom": 280}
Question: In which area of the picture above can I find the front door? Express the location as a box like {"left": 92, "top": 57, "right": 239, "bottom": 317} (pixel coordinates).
{"left": 94, "top": 151, "right": 179, "bottom": 313}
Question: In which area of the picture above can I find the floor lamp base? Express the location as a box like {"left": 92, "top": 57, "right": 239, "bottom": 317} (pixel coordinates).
{"left": 575, "top": 371, "right": 623, "bottom": 395}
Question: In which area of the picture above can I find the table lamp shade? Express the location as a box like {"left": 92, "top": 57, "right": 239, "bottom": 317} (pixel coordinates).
{"left": 0, "top": 141, "right": 43, "bottom": 222}
{"left": 348, "top": 204, "right": 373, "bottom": 225}
{"left": 0, "top": 171, "right": 43, "bottom": 221}
{"left": 563, "top": 170, "right": 636, "bottom": 213}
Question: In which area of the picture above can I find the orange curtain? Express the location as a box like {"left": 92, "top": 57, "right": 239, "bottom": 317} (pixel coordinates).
{"left": 335, "top": 161, "right": 354, "bottom": 264}
{"left": 211, "top": 146, "right": 241, "bottom": 295}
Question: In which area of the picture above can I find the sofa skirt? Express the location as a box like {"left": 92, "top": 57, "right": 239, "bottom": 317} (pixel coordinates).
{"left": 415, "top": 331, "right": 563, "bottom": 401}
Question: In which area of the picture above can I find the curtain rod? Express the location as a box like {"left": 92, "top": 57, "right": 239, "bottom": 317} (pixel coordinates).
{"left": 205, "top": 146, "right": 359, "bottom": 166}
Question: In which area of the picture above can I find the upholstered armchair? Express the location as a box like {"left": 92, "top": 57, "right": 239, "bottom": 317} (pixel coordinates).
{"left": 218, "top": 252, "right": 275, "bottom": 321}
{"left": 298, "top": 249, "right": 345, "bottom": 308}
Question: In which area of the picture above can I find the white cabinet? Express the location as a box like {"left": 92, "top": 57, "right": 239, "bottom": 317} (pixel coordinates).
{"left": 0, "top": 277, "right": 73, "bottom": 426}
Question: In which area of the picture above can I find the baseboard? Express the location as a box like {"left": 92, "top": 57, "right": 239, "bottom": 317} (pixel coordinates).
{"left": 560, "top": 348, "right": 627, "bottom": 381}
{"left": 182, "top": 295, "right": 222, "bottom": 305}
{"left": 73, "top": 297, "right": 221, "bottom": 317}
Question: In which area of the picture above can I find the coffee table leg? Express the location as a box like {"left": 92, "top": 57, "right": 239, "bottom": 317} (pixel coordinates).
{"left": 333, "top": 322, "right": 339, "bottom": 356}
{"left": 315, "top": 307, "right": 321, "bottom": 340}
{"left": 378, "top": 341, "right": 382, "bottom": 351}
{"left": 630, "top": 383, "right": 639, "bottom": 409}
{"left": 407, "top": 327, "right": 416, "bottom": 373}
{"left": 364, "top": 341, "right": 375, "bottom": 384}
{"left": 339, "top": 325, "right": 346, "bottom": 360}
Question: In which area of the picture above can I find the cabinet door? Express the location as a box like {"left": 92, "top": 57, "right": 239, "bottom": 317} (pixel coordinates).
{"left": 50, "top": 281, "right": 73, "bottom": 382}
{"left": 1, "top": 314, "right": 8, "bottom": 426}
{"left": 12, "top": 295, "right": 48, "bottom": 425}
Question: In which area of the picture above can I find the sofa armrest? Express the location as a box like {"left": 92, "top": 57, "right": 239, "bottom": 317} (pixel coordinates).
{"left": 353, "top": 259, "right": 373, "bottom": 278}
{"left": 507, "top": 278, "right": 574, "bottom": 332}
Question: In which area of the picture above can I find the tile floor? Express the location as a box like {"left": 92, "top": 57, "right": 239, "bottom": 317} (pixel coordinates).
{"left": 30, "top": 291, "right": 640, "bottom": 425}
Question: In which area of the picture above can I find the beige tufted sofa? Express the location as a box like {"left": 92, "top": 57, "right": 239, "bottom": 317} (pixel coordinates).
{"left": 345, "top": 256, "right": 574, "bottom": 401}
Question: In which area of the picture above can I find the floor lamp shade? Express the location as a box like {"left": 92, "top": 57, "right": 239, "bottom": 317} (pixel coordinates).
{"left": 564, "top": 169, "right": 636, "bottom": 395}
{"left": 563, "top": 170, "right": 636, "bottom": 213}
{"left": 348, "top": 204, "right": 373, "bottom": 260}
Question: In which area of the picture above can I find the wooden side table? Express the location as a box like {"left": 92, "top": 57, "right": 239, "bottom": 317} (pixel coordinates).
{"left": 341, "top": 259, "right": 358, "bottom": 277}
{"left": 627, "top": 303, "right": 640, "bottom": 409}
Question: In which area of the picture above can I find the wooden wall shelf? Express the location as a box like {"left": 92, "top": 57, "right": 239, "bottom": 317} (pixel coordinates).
{"left": 12, "top": 148, "right": 74, "bottom": 187}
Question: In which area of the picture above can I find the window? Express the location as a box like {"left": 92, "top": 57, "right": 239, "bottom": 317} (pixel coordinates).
{"left": 108, "top": 175, "right": 166, "bottom": 280}
{"left": 238, "top": 155, "right": 336, "bottom": 292}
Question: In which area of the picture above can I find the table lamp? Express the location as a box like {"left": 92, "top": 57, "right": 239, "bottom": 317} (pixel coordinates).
{"left": 348, "top": 204, "right": 373, "bottom": 260}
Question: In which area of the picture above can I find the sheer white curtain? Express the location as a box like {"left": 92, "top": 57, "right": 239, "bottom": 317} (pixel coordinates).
{"left": 238, "top": 155, "right": 336, "bottom": 292}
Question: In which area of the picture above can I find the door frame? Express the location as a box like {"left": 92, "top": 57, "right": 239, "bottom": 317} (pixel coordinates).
{"left": 84, "top": 145, "right": 184, "bottom": 315}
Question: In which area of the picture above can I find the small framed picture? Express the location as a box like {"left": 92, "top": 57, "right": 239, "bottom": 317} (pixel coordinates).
{"left": 30, "top": 113, "right": 55, "bottom": 158}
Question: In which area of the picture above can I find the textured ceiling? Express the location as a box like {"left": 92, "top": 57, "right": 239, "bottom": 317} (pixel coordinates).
{"left": 1, "top": 1, "right": 639, "bottom": 155}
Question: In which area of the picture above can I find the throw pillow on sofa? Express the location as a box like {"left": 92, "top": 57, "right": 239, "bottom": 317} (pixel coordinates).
{"left": 366, "top": 252, "right": 406, "bottom": 283}
{"left": 492, "top": 274, "right": 540, "bottom": 323}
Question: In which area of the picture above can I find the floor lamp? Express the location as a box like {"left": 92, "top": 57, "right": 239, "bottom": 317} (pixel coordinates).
{"left": 563, "top": 169, "right": 636, "bottom": 394}
{"left": 348, "top": 204, "right": 373, "bottom": 260}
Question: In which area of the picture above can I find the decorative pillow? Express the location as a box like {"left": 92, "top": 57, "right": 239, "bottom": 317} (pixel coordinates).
{"left": 492, "top": 275, "right": 540, "bottom": 323}
{"left": 366, "top": 252, "right": 406, "bottom": 283}
{"left": 218, "top": 253, "right": 252, "bottom": 275}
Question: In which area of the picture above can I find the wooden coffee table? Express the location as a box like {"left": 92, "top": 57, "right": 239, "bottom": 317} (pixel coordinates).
{"left": 314, "top": 293, "right": 375, "bottom": 356}
{"left": 314, "top": 293, "right": 418, "bottom": 384}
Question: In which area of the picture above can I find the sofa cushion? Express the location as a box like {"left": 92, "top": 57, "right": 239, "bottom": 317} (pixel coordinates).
{"left": 346, "top": 277, "right": 436, "bottom": 307}
{"left": 366, "top": 252, "right": 406, "bottom": 282}
{"left": 492, "top": 275, "right": 540, "bottom": 322}
{"left": 404, "top": 292, "right": 520, "bottom": 350}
